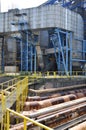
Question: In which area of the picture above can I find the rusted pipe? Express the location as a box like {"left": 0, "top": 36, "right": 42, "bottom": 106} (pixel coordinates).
{"left": 24, "top": 94, "right": 77, "bottom": 110}
{"left": 29, "top": 84, "right": 86, "bottom": 94}
{"left": 69, "top": 121, "right": 86, "bottom": 130}
{"left": 23, "top": 97, "right": 86, "bottom": 118}
{"left": 27, "top": 89, "right": 86, "bottom": 101}
{"left": 10, "top": 103, "right": 86, "bottom": 130}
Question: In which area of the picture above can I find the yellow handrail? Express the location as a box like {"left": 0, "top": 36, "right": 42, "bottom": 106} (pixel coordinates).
{"left": 6, "top": 108, "right": 53, "bottom": 130}
{"left": 28, "top": 71, "right": 86, "bottom": 79}
{"left": 0, "top": 76, "right": 28, "bottom": 124}
{"left": 0, "top": 76, "right": 21, "bottom": 92}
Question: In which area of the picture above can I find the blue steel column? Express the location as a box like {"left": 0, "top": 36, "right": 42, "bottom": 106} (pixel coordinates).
{"left": 2, "top": 38, "right": 4, "bottom": 73}
{"left": 57, "top": 32, "right": 61, "bottom": 72}
{"left": 34, "top": 47, "right": 36, "bottom": 72}
{"left": 83, "top": 40, "right": 86, "bottom": 60}
{"left": 26, "top": 31, "right": 28, "bottom": 71}
{"left": 57, "top": 30, "right": 67, "bottom": 75}
{"left": 51, "top": 37, "right": 58, "bottom": 68}
{"left": 70, "top": 32, "right": 72, "bottom": 75}
{"left": 33, "top": 34, "right": 38, "bottom": 72}
{"left": 49, "top": 28, "right": 72, "bottom": 75}
{"left": 30, "top": 45, "right": 33, "bottom": 72}
{"left": 66, "top": 32, "right": 68, "bottom": 74}
{"left": 62, "top": 0, "right": 65, "bottom": 5}
{"left": 20, "top": 40, "right": 23, "bottom": 71}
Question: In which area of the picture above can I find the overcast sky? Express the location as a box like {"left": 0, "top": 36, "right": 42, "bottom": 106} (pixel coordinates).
{"left": 1, "top": 0, "right": 47, "bottom": 12}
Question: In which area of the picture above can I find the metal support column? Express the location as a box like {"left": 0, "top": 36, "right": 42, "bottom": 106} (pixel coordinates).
{"left": 49, "top": 28, "right": 72, "bottom": 75}
{"left": 70, "top": 32, "right": 73, "bottom": 75}
{"left": 1, "top": 37, "right": 4, "bottom": 73}
{"left": 11, "top": 13, "right": 37, "bottom": 72}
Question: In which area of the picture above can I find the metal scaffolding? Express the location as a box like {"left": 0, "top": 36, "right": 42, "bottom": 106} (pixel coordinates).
{"left": 49, "top": 28, "right": 72, "bottom": 75}
{"left": 11, "top": 13, "right": 37, "bottom": 72}
{"left": 43, "top": 0, "right": 86, "bottom": 75}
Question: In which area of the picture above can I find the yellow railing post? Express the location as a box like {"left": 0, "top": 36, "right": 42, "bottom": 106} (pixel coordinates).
{"left": 7, "top": 110, "right": 10, "bottom": 130}
{"left": 24, "top": 119, "right": 27, "bottom": 130}
{"left": 54, "top": 72, "right": 56, "bottom": 78}
{"left": 1, "top": 91, "right": 6, "bottom": 112}
{"left": 3, "top": 113, "right": 7, "bottom": 130}
{"left": 34, "top": 72, "right": 37, "bottom": 78}
{"left": 47, "top": 71, "right": 49, "bottom": 77}
{"left": 6, "top": 108, "right": 53, "bottom": 130}
{"left": 39, "top": 72, "right": 42, "bottom": 78}
{"left": 21, "top": 80, "right": 24, "bottom": 111}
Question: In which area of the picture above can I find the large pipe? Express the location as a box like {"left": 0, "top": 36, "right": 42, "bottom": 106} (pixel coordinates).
{"left": 24, "top": 94, "right": 77, "bottom": 110}
{"left": 10, "top": 102, "right": 86, "bottom": 130}
{"left": 69, "top": 121, "right": 86, "bottom": 130}
{"left": 27, "top": 89, "right": 86, "bottom": 101}
{"left": 29, "top": 84, "right": 86, "bottom": 94}
{"left": 24, "top": 92, "right": 86, "bottom": 111}
{"left": 23, "top": 97, "right": 86, "bottom": 118}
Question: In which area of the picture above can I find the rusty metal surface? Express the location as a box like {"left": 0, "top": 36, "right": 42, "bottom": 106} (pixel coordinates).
{"left": 55, "top": 114, "right": 86, "bottom": 130}
{"left": 27, "top": 89, "right": 86, "bottom": 101}
{"left": 24, "top": 94, "right": 77, "bottom": 110}
{"left": 10, "top": 101, "right": 86, "bottom": 130}
{"left": 24, "top": 92, "right": 86, "bottom": 111}
{"left": 29, "top": 84, "right": 86, "bottom": 94}
{"left": 9, "top": 84, "right": 86, "bottom": 130}
{"left": 69, "top": 121, "right": 86, "bottom": 130}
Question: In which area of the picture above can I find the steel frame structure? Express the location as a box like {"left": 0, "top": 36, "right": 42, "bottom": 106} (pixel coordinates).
{"left": 12, "top": 13, "right": 37, "bottom": 72}
{"left": 19, "top": 28, "right": 36, "bottom": 72}
{"left": 0, "top": 36, "right": 4, "bottom": 73}
{"left": 43, "top": 0, "right": 86, "bottom": 8}
{"left": 72, "top": 39, "right": 86, "bottom": 62}
{"left": 43, "top": 0, "right": 86, "bottom": 75}
{"left": 49, "top": 28, "right": 72, "bottom": 75}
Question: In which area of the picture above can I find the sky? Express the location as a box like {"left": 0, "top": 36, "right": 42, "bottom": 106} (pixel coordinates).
{"left": 1, "top": 0, "right": 47, "bottom": 12}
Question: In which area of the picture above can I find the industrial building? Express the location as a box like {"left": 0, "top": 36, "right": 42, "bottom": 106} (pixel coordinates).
{"left": 0, "top": 0, "right": 85, "bottom": 74}
{"left": 0, "top": 0, "right": 86, "bottom": 130}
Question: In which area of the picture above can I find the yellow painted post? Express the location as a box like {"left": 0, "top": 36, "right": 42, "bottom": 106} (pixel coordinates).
{"left": 1, "top": 91, "right": 6, "bottom": 112}
{"left": 21, "top": 81, "right": 24, "bottom": 111}
{"left": 47, "top": 71, "right": 49, "bottom": 77}
{"left": 54, "top": 72, "right": 56, "bottom": 78}
{"left": 24, "top": 119, "right": 27, "bottom": 130}
{"left": 67, "top": 72, "right": 69, "bottom": 78}
{"left": 16, "top": 82, "right": 20, "bottom": 123}
{"left": 7, "top": 110, "right": 10, "bottom": 130}
{"left": 34, "top": 72, "right": 37, "bottom": 78}
{"left": 4, "top": 113, "right": 7, "bottom": 130}
{"left": 7, "top": 108, "right": 53, "bottom": 130}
